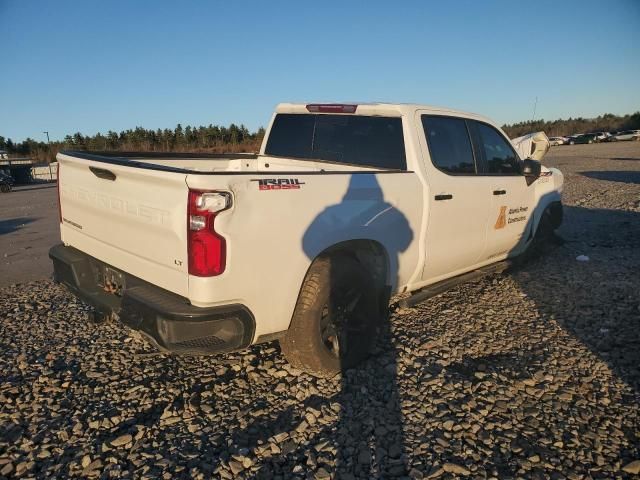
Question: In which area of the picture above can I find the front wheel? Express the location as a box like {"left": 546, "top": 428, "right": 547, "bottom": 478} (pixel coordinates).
{"left": 0, "top": 184, "right": 10, "bottom": 193}
{"left": 521, "top": 203, "right": 563, "bottom": 262}
{"left": 280, "top": 255, "right": 381, "bottom": 377}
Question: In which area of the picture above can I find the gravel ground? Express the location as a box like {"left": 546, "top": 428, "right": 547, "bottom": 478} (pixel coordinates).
{"left": 1, "top": 142, "right": 639, "bottom": 479}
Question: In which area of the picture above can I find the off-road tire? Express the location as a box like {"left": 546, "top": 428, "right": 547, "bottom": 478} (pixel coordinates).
{"left": 280, "top": 255, "right": 380, "bottom": 378}
{"left": 518, "top": 204, "right": 563, "bottom": 265}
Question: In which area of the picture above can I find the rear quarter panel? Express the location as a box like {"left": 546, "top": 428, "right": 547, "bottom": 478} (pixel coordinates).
{"left": 186, "top": 172, "right": 424, "bottom": 338}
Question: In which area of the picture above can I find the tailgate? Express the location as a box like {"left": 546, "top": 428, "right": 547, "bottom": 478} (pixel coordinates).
{"left": 58, "top": 154, "right": 189, "bottom": 296}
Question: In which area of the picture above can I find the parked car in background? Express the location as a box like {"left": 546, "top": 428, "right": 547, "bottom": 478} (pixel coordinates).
{"left": 608, "top": 130, "right": 640, "bottom": 142}
{"left": 590, "top": 132, "right": 610, "bottom": 142}
{"left": 566, "top": 135, "right": 582, "bottom": 145}
{"left": 573, "top": 133, "right": 600, "bottom": 145}
{"left": 0, "top": 171, "right": 14, "bottom": 193}
{"left": 548, "top": 137, "right": 566, "bottom": 146}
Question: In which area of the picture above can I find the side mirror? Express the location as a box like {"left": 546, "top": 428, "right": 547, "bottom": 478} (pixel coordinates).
{"left": 522, "top": 158, "right": 541, "bottom": 185}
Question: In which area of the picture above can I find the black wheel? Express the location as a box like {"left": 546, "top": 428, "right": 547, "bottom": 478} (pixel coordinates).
{"left": 88, "top": 310, "right": 113, "bottom": 324}
{"left": 521, "top": 204, "right": 563, "bottom": 263}
{"left": 280, "top": 255, "right": 381, "bottom": 377}
{"left": 0, "top": 184, "right": 10, "bottom": 193}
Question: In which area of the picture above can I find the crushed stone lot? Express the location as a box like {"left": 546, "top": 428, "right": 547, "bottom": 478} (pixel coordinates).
{"left": 1, "top": 142, "right": 639, "bottom": 479}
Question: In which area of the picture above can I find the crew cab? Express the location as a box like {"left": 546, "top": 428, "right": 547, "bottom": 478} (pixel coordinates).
{"left": 50, "top": 103, "right": 563, "bottom": 376}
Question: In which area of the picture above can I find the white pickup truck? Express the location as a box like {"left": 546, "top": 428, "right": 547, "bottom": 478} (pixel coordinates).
{"left": 50, "top": 103, "right": 563, "bottom": 376}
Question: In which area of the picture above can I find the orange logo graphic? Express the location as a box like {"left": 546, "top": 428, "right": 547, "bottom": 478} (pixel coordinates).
{"left": 494, "top": 206, "right": 507, "bottom": 229}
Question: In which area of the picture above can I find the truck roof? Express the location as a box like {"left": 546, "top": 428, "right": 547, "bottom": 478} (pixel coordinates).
{"left": 275, "top": 102, "right": 497, "bottom": 126}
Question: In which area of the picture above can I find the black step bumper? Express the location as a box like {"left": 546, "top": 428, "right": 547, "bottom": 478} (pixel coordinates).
{"left": 49, "top": 244, "right": 255, "bottom": 355}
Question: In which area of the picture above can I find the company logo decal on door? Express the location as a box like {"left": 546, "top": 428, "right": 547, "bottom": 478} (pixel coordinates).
{"left": 494, "top": 206, "right": 529, "bottom": 229}
{"left": 494, "top": 206, "right": 507, "bottom": 229}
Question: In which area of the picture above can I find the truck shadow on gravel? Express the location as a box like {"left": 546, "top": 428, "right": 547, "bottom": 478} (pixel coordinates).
{"left": 226, "top": 188, "right": 640, "bottom": 478}
{"left": 579, "top": 170, "right": 640, "bottom": 184}
{"left": 423, "top": 202, "right": 640, "bottom": 477}
{"left": 510, "top": 204, "right": 640, "bottom": 393}
{"left": 228, "top": 174, "right": 413, "bottom": 478}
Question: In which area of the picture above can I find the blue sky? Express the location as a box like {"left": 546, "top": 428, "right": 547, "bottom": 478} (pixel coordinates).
{"left": 1, "top": 0, "right": 638, "bottom": 142}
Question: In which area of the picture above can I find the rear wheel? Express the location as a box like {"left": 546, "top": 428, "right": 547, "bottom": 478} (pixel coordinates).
{"left": 87, "top": 310, "right": 113, "bottom": 324}
{"left": 280, "top": 255, "right": 381, "bottom": 377}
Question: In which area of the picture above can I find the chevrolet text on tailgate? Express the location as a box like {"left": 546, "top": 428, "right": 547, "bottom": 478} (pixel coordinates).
{"left": 50, "top": 103, "right": 563, "bottom": 377}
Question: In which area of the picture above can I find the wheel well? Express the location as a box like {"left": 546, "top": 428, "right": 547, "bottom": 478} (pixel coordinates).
{"left": 285, "top": 240, "right": 390, "bottom": 333}
{"left": 548, "top": 201, "right": 563, "bottom": 229}
{"left": 317, "top": 240, "right": 389, "bottom": 292}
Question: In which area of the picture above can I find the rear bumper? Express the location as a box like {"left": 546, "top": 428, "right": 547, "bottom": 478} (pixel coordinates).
{"left": 49, "top": 244, "right": 255, "bottom": 354}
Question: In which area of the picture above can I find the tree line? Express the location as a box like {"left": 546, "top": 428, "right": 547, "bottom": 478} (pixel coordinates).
{"left": 501, "top": 111, "right": 640, "bottom": 138}
{"left": 0, "top": 123, "right": 265, "bottom": 163}
{"left": 2, "top": 111, "right": 639, "bottom": 163}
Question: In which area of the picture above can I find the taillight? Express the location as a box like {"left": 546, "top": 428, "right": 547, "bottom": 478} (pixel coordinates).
{"left": 188, "top": 190, "right": 231, "bottom": 276}
{"left": 57, "top": 163, "right": 62, "bottom": 223}
{"left": 306, "top": 104, "right": 357, "bottom": 114}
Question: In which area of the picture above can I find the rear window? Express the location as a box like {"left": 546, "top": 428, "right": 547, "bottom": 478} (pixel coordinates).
{"left": 265, "top": 113, "right": 407, "bottom": 170}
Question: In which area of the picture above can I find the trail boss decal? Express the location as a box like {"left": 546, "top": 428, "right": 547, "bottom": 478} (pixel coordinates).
{"left": 251, "top": 178, "right": 305, "bottom": 191}
{"left": 494, "top": 205, "right": 529, "bottom": 229}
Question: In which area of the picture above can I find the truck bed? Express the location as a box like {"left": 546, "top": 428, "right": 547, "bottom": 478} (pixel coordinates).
{"left": 63, "top": 151, "right": 259, "bottom": 173}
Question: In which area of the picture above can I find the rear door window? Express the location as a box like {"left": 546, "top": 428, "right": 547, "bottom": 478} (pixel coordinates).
{"left": 265, "top": 113, "right": 407, "bottom": 170}
{"left": 421, "top": 115, "right": 476, "bottom": 174}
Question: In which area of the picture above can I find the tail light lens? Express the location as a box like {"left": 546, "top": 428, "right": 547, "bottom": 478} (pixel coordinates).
{"left": 188, "top": 190, "right": 231, "bottom": 276}
{"left": 57, "top": 163, "right": 62, "bottom": 223}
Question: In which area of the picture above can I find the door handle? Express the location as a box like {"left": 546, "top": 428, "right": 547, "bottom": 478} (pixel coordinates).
{"left": 493, "top": 189, "right": 506, "bottom": 195}
{"left": 89, "top": 166, "right": 117, "bottom": 181}
{"left": 434, "top": 194, "right": 453, "bottom": 201}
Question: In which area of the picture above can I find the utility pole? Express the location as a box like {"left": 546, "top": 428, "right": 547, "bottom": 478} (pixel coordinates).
{"left": 43, "top": 131, "right": 52, "bottom": 180}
